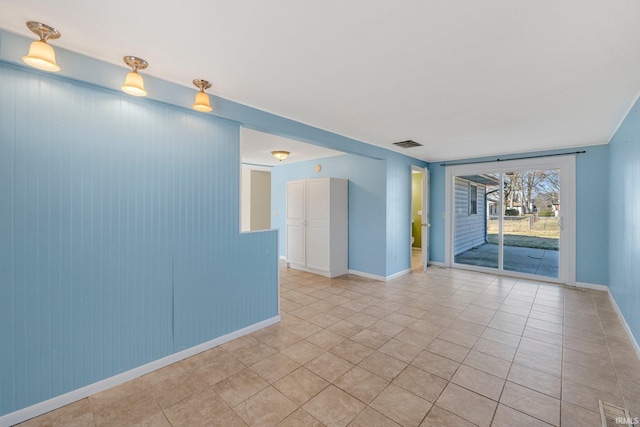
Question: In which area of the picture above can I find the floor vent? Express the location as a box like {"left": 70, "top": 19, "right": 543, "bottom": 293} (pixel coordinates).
{"left": 599, "top": 400, "right": 633, "bottom": 427}
{"left": 393, "top": 140, "right": 423, "bottom": 149}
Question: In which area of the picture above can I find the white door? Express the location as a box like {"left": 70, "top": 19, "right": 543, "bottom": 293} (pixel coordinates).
{"left": 305, "top": 179, "right": 330, "bottom": 270}
{"left": 422, "top": 168, "right": 430, "bottom": 271}
{"left": 286, "top": 181, "right": 306, "bottom": 266}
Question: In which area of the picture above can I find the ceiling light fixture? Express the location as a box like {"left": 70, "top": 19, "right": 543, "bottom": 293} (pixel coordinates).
{"left": 271, "top": 151, "right": 290, "bottom": 162}
{"left": 121, "top": 56, "right": 148, "bottom": 97}
{"left": 22, "top": 21, "right": 62, "bottom": 72}
{"left": 192, "top": 79, "right": 212, "bottom": 112}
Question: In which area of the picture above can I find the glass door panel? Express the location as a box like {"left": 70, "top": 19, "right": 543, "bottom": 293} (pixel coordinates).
{"left": 448, "top": 156, "right": 574, "bottom": 284}
{"left": 453, "top": 174, "right": 500, "bottom": 269}
{"left": 453, "top": 169, "right": 559, "bottom": 279}
{"left": 503, "top": 169, "right": 559, "bottom": 278}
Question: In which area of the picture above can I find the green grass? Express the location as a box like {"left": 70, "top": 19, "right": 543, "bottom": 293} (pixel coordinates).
{"left": 486, "top": 216, "right": 559, "bottom": 250}
{"left": 486, "top": 234, "right": 559, "bottom": 250}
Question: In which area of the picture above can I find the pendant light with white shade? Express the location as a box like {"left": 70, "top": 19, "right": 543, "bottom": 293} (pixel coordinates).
{"left": 121, "top": 56, "right": 149, "bottom": 97}
{"left": 22, "top": 21, "right": 62, "bottom": 72}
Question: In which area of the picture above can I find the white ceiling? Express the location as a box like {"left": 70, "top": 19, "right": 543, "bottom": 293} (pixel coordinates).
{"left": 2, "top": 1, "right": 640, "bottom": 162}
{"left": 241, "top": 128, "right": 345, "bottom": 167}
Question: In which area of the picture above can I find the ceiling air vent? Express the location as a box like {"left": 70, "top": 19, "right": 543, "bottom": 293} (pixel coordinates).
{"left": 393, "top": 140, "right": 423, "bottom": 149}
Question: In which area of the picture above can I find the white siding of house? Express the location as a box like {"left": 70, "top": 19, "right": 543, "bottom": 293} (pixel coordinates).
{"left": 454, "top": 177, "right": 486, "bottom": 255}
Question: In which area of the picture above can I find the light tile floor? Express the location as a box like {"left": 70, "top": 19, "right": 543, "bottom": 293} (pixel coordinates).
{"left": 19, "top": 264, "right": 640, "bottom": 426}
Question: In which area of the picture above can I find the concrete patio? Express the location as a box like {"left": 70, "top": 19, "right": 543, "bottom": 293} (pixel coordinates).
{"left": 454, "top": 243, "right": 558, "bottom": 278}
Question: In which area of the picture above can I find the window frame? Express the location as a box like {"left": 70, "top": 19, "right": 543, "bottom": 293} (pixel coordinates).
{"left": 468, "top": 183, "right": 478, "bottom": 215}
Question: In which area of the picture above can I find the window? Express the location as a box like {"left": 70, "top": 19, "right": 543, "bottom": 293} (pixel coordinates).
{"left": 469, "top": 184, "right": 477, "bottom": 215}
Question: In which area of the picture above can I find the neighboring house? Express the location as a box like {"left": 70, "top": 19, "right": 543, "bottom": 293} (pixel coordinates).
{"left": 454, "top": 174, "right": 499, "bottom": 255}
{"left": 507, "top": 201, "right": 525, "bottom": 215}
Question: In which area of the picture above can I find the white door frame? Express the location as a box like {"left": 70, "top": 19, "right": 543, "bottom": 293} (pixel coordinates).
{"left": 444, "top": 156, "right": 576, "bottom": 285}
{"left": 411, "top": 166, "right": 430, "bottom": 271}
{"left": 422, "top": 167, "right": 430, "bottom": 271}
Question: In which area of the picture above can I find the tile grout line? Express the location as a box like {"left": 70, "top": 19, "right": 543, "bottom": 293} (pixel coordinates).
{"left": 487, "top": 277, "right": 530, "bottom": 427}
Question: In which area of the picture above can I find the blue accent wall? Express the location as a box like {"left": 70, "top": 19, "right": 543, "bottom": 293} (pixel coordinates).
{"left": 0, "top": 62, "right": 278, "bottom": 416}
{"left": 429, "top": 145, "right": 610, "bottom": 286}
{"left": 0, "top": 28, "right": 427, "bottom": 417}
{"left": 609, "top": 97, "right": 640, "bottom": 342}
{"left": 429, "top": 162, "right": 447, "bottom": 263}
{"left": 271, "top": 155, "right": 387, "bottom": 277}
{"left": 386, "top": 157, "right": 423, "bottom": 276}
{"left": 575, "top": 144, "right": 609, "bottom": 285}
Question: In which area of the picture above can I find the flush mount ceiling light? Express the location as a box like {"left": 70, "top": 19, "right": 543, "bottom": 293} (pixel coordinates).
{"left": 22, "top": 21, "right": 62, "bottom": 72}
{"left": 121, "top": 56, "right": 148, "bottom": 97}
{"left": 192, "top": 79, "right": 212, "bottom": 112}
{"left": 271, "top": 151, "right": 290, "bottom": 162}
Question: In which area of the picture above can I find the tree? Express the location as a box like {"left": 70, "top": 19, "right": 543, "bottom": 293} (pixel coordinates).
{"left": 503, "top": 172, "right": 521, "bottom": 210}
{"left": 502, "top": 169, "right": 559, "bottom": 214}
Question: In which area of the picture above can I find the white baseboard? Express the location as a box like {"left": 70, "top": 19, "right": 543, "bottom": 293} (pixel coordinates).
{"left": 288, "top": 263, "right": 342, "bottom": 278}
{"left": 347, "top": 268, "right": 411, "bottom": 282}
{"left": 606, "top": 288, "right": 640, "bottom": 361}
{"left": 427, "top": 261, "right": 447, "bottom": 268}
{"left": 575, "top": 281, "right": 609, "bottom": 291}
{"left": 385, "top": 268, "right": 412, "bottom": 281}
{"left": 347, "top": 269, "right": 385, "bottom": 281}
{"left": 0, "top": 315, "right": 281, "bottom": 427}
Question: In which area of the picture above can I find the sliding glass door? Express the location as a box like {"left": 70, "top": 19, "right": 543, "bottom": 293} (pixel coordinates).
{"left": 502, "top": 169, "right": 560, "bottom": 277}
{"left": 446, "top": 157, "right": 575, "bottom": 284}
{"left": 453, "top": 174, "right": 500, "bottom": 269}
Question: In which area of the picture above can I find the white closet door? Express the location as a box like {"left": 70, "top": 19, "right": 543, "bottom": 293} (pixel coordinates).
{"left": 287, "top": 224, "right": 306, "bottom": 265}
{"left": 306, "top": 225, "right": 329, "bottom": 270}
{"left": 286, "top": 181, "right": 306, "bottom": 265}
{"left": 306, "top": 180, "right": 329, "bottom": 221}
{"left": 306, "top": 179, "right": 330, "bottom": 270}
{"left": 286, "top": 181, "right": 306, "bottom": 220}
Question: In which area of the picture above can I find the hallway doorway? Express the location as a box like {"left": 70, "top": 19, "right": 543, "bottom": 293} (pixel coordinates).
{"left": 411, "top": 166, "right": 429, "bottom": 271}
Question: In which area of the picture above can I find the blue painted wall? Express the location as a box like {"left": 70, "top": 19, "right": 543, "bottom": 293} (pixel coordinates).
{"left": 429, "top": 145, "right": 609, "bottom": 286}
{"left": 0, "top": 28, "right": 428, "bottom": 417}
{"left": 609, "top": 97, "right": 640, "bottom": 342}
{"left": 0, "top": 62, "right": 278, "bottom": 416}
{"left": 429, "top": 161, "right": 447, "bottom": 263}
{"left": 575, "top": 144, "right": 609, "bottom": 285}
{"left": 386, "top": 157, "right": 425, "bottom": 275}
{"left": 271, "top": 155, "right": 387, "bottom": 277}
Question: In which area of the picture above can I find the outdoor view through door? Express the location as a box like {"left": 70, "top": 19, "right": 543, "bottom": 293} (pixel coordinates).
{"left": 454, "top": 168, "right": 561, "bottom": 279}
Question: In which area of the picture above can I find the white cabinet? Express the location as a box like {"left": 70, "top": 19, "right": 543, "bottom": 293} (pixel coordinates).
{"left": 286, "top": 178, "right": 348, "bottom": 278}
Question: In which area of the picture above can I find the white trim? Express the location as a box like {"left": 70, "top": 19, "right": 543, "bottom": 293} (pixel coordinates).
{"left": 423, "top": 167, "right": 430, "bottom": 271}
{"left": 279, "top": 255, "right": 287, "bottom": 260}
{"left": 575, "top": 281, "right": 609, "bottom": 291}
{"left": 346, "top": 268, "right": 412, "bottom": 282}
{"left": 385, "top": 268, "right": 412, "bottom": 281}
{"left": 606, "top": 288, "right": 640, "bottom": 360}
{"left": 347, "top": 269, "right": 385, "bottom": 281}
{"left": 428, "top": 261, "right": 447, "bottom": 268}
{"left": 410, "top": 165, "right": 430, "bottom": 273}
{"left": 0, "top": 316, "right": 281, "bottom": 427}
